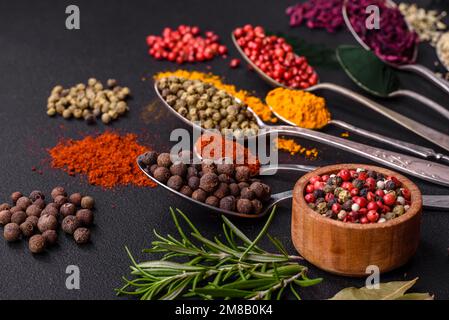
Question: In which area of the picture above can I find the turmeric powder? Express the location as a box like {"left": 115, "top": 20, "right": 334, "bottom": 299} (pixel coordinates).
{"left": 154, "top": 70, "right": 319, "bottom": 158}
{"left": 266, "top": 87, "right": 331, "bottom": 130}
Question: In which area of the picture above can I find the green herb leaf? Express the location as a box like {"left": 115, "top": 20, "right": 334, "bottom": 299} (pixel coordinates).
{"left": 336, "top": 45, "right": 400, "bottom": 97}
{"left": 329, "top": 278, "right": 432, "bottom": 300}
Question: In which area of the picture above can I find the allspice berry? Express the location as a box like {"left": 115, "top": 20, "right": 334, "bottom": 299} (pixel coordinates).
{"left": 4, "top": 223, "right": 21, "bottom": 242}
{"left": 20, "top": 221, "right": 35, "bottom": 237}
{"left": 69, "top": 193, "right": 82, "bottom": 206}
{"left": 179, "top": 185, "right": 193, "bottom": 197}
{"left": 251, "top": 199, "right": 263, "bottom": 214}
{"left": 54, "top": 195, "right": 68, "bottom": 207}
{"left": 29, "top": 235, "right": 46, "bottom": 253}
{"left": 235, "top": 166, "right": 250, "bottom": 182}
{"left": 0, "top": 203, "right": 11, "bottom": 211}
{"left": 60, "top": 203, "right": 76, "bottom": 217}
{"left": 229, "top": 183, "right": 240, "bottom": 196}
{"left": 29, "top": 190, "right": 45, "bottom": 202}
{"left": 76, "top": 209, "right": 94, "bottom": 226}
{"left": 51, "top": 186, "right": 67, "bottom": 200}
{"left": 202, "top": 160, "right": 217, "bottom": 174}
{"left": 199, "top": 173, "right": 219, "bottom": 193}
{"left": 10, "top": 206, "right": 22, "bottom": 214}
{"left": 167, "top": 175, "right": 184, "bottom": 191}
{"left": 236, "top": 199, "right": 253, "bottom": 214}
{"left": 42, "top": 204, "right": 59, "bottom": 217}
{"left": 11, "top": 211, "right": 27, "bottom": 225}
{"left": 73, "top": 227, "right": 90, "bottom": 244}
{"left": 33, "top": 198, "right": 46, "bottom": 210}
{"left": 26, "top": 216, "right": 39, "bottom": 228}
{"left": 153, "top": 167, "right": 171, "bottom": 183}
{"left": 16, "top": 196, "right": 32, "bottom": 210}
{"left": 11, "top": 191, "right": 23, "bottom": 204}
{"left": 213, "top": 183, "right": 229, "bottom": 199}
{"left": 192, "top": 189, "right": 207, "bottom": 203}
{"left": 170, "top": 162, "right": 187, "bottom": 177}
{"left": 62, "top": 216, "right": 80, "bottom": 234}
{"left": 219, "top": 196, "right": 236, "bottom": 211}
{"left": 42, "top": 230, "right": 58, "bottom": 246}
{"left": 26, "top": 204, "right": 42, "bottom": 217}
{"left": 188, "top": 176, "right": 200, "bottom": 190}
{"left": 0, "top": 210, "right": 12, "bottom": 226}
{"left": 141, "top": 151, "right": 158, "bottom": 166}
{"left": 38, "top": 214, "right": 58, "bottom": 232}
{"left": 217, "top": 163, "right": 235, "bottom": 176}
{"left": 80, "top": 196, "right": 95, "bottom": 209}
{"left": 205, "top": 196, "right": 220, "bottom": 207}
{"left": 240, "top": 187, "right": 255, "bottom": 200}
{"left": 157, "top": 153, "right": 172, "bottom": 168}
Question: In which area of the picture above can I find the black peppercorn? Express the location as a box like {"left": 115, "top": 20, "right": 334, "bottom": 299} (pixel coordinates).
{"left": 16, "top": 196, "right": 32, "bottom": 210}
{"left": 153, "top": 167, "right": 171, "bottom": 183}
{"left": 42, "top": 230, "right": 57, "bottom": 246}
{"left": 251, "top": 199, "right": 263, "bottom": 214}
{"left": 81, "top": 196, "right": 95, "bottom": 209}
{"left": 0, "top": 203, "right": 11, "bottom": 211}
{"left": 157, "top": 153, "right": 172, "bottom": 168}
{"left": 202, "top": 160, "right": 217, "bottom": 174}
{"left": 367, "top": 170, "right": 377, "bottom": 179}
{"left": 38, "top": 214, "right": 58, "bottom": 232}
{"left": 0, "top": 210, "right": 12, "bottom": 226}
{"left": 186, "top": 166, "right": 198, "bottom": 178}
{"left": 188, "top": 176, "right": 200, "bottom": 190}
{"left": 352, "top": 179, "right": 364, "bottom": 190}
{"left": 54, "top": 195, "right": 68, "bottom": 207}
{"left": 20, "top": 221, "right": 34, "bottom": 237}
{"left": 313, "top": 189, "right": 325, "bottom": 199}
{"left": 235, "top": 166, "right": 250, "bottom": 182}
{"left": 205, "top": 196, "right": 220, "bottom": 207}
{"left": 359, "top": 188, "right": 368, "bottom": 197}
{"left": 69, "top": 193, "right": 82, "bottom": 206}
{"left": 229, "top": 183, "right": 240, "bottom": 196}
{"left": 10, "top": 191, "right": 23, "bottom": 204}
{"left": 26, "top": 215, "right": 39, "bottom": 228}
{"left": 74, "top": 227, "right": 90, "bottom": 244}
{"left": 240, "top": 187, "right": 255, "bottom": 200}
{"left": 33, "top": 198, "right": 46, "bottom": 210}
{"left": 11, "top": 211, "right": 27, "bottom": 225}
{"left": 179, "top": 185, "right": 193, "bottom": 197}
{"left": 237, "top": 199, "right": 253, "bottom": 214}
{"left": 29, "top": 234, "right": 46, "bottom": 253}
{"left": 76, "top": 209, "right": 94, "bottom": 226}
{"left": 4, "top": 223, "right": 20, "bottom": 242}
{"left": 192, "top": 189, "right": 207, "bottom": 203}
{"left": 170, "top": 163, "right": 187, "bottom": 177}
{"left": 199, "top": 173, "right": 219, "bottom": 193}
{"left": 51, "top": 186, "right": 67, "bottom": 200}
{"left": 219, "top": 196, "right": 236, "bottom": 211}
{"left": 213, "top": 183, "right": 229, "bottom": 199}
{"left": 141, "top": 151, "right": 158, "bottom": 166}
{"left": 327, "top": 198, "right": 337, "bottom": 209}
{"left": 29, "top": 190, "right": 45, "bottom": 202}
{"left": 60, "top": 203, "right": 76, "bottom": 217}
{"left": 62, "top": 216, "right": 80, "bottom": 234}
{"left": 342, "top": 200, "right": 353, "bottom": 211}
{"left": 167, "top": 175, "right": 184, "bottom": 191}
{"left": 217, "top": 163, "right": 235, "bottom": 176}
{"left": 26, "top": 205, "right": 42, "bottom": 217}
{"left": 385, "top": 180, "right": 396, "bottom": 191}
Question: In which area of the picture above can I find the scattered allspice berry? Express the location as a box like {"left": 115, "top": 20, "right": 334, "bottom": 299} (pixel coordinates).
{"left": 69, "top": 193, "right": 82, "bottom": 206}
{"left": 42, "top": 230, "right": 58, "bottom": 247}
{"left": 10, "top": 192, "right": 22, "bottom": 204}
{"left": 29, "top": 235, "right": 46, "bottom": 254}
{"left": 29, "top": 190, "right": 45, "bottom": 202}
{"left": 11, "top": 211, "right": 27, "bottom": 225}
{"left": 62, "top": 216, "right": 80, "bottom": 234}
{"left": 20, "top": 221, "right": 34, "bottom": 237}
{"left": 60, "top": 202, "right": 76, "bottom": 217}
{"left": 38, "top": 214, "right": 58, "bottom": 232}
{"left": 16, "top": 197, "right": 31, "bottom": 210}
{"left": 73, "top": 228, "right": 90, "bottom": 244}
{"left": 76, "top": 209, "right": 93, "bottom": 226}
{"left": 0, "top": 210, "right": 12, "bottom": 225}
{"left": 46, "top": 78, "right": 130, "bottom": 125}
{"left": 4, "top": 223, "right": 21, "bottom": 242}
{"left": 51, "top": 187, "right": 67, "bottom": 200}
{"left": 80, "top": 196, "right": 95, "bottom": 209}
{"left": 0, "top": 203, "right": 11, "bottom": 211}
{"left": 26, "top": 216, "right": 39, "bottom": 228}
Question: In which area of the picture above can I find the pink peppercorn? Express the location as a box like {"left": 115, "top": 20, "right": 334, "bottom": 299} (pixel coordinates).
{"left": 305, "top": 193, "right": 315, "bottom": 203}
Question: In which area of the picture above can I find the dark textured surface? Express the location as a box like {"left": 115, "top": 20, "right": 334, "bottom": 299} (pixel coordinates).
{"left": 0, "top": 0, "right": 448, "bottom": 300}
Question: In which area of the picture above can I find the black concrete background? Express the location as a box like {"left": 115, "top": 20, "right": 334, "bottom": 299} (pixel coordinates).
{"left": 0, "top": 0, "right": 448, "bottom": 299}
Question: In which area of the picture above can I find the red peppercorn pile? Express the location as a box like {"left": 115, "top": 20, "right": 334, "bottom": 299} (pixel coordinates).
{"left": 233, "top": 25, "right": 319, "bottom": 89}
{"left": 146, "top": 25, "right": 228, "bottom": 64}
{"left": 304, "top": 168, "right": 412, "bottom": 224}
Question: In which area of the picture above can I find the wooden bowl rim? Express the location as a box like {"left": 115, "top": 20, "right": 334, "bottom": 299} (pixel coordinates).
{"left": 293, "top": 163, "right": 422, "bottom": 230}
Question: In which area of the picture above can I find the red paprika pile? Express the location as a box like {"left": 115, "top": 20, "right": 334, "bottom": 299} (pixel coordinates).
{"left": 146, "top": 25, "right": 228, "bottom": 64}
{"left": 48, "top": 132, "right": 157, "bottom": 188}
{"left": 233, "top": 25, "right": 318, "bottom": 89}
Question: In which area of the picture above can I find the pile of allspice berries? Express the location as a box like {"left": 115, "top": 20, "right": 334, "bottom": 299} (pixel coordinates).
{"left": 0, "top": 187, "right": 95, "bottom": 254}
{"left": 157, "top": 77, "right": 259, "bottom": 138}
{"left": 46, "top": 78, "right": 130, "bottom": 124}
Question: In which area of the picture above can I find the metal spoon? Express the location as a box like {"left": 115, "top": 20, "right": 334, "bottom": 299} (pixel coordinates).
{"left": 154, "top": 80, "right": 449, "bottom": 187}
{"left": 231, "top": 33, "right": 449, "bottom": 153}
{"left": 342, "top": 0, "right": 449, "bottom": 96}
{"left": 336, "top": 45, "right": 449, "bottom": 121}
{"left": 137, "top": 158, "right": 449, "bottom": 218}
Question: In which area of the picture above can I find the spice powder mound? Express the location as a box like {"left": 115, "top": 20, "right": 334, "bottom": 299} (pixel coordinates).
{"left": 49, "top": 132, "right": 156, "bottom": 188}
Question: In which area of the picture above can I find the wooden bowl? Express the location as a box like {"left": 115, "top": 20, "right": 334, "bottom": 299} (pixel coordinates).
{"left": 292, "top": 164, "right": 422, "bottom": 277}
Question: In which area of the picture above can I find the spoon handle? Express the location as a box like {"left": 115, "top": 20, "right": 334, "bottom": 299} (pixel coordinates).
{"left": 399, "top": 64, "right": 449, "bottom": 96}
{"left": 329, "top": 119, "right": 449, "bottom": 162}
{"left": 266, "top": 125, "right": 449, "bottom": 187}
{"left": 390, "top": 89, "right": 449, "bottom": 121}
{"left": 311, "top": 82, "right": 449, "bottom": 153}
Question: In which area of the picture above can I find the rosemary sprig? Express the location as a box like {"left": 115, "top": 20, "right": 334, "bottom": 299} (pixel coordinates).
{"left": 116, "top": 207, "right": 322, "bottom": 300}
